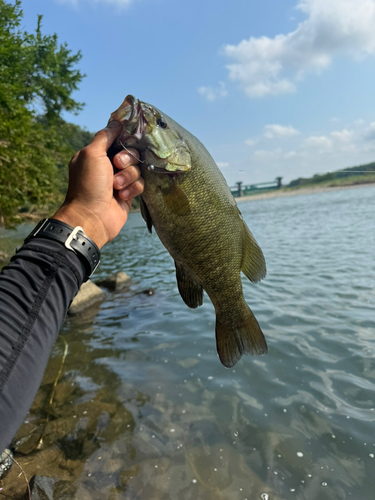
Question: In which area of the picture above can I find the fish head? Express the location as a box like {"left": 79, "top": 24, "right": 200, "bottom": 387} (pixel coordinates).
{"left": 109, "top": 95, "right": 191, "bottom": 174}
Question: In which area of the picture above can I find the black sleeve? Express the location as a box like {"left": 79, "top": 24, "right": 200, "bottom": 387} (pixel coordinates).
{"left": 0, "top": 239, "right": 85, "bottom": 451}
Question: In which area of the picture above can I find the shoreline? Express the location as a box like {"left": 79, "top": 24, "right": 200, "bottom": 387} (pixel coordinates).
{"left": 235, "top": 181, "right": 375, "bottom": 202}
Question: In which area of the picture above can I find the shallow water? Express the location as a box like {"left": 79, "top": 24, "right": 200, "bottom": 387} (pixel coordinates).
{"left": 3, "top": 185, "right": 375, "bottom": 499}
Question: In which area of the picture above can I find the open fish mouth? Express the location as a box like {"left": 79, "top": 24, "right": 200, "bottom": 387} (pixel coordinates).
{"left": 109, "top": 95, "right": 191, "bottom": 174}
{"left": 110, "top": 94, "right": 149, "bottom": 143}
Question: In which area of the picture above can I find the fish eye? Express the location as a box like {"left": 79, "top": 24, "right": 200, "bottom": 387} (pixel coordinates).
{"left": 157, "top": 118, "right": 167, "bottom": 129}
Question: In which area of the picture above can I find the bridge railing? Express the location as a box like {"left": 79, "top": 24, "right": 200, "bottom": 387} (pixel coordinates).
{"left": 231, "top": 177, "right": 282, "bottom": 197}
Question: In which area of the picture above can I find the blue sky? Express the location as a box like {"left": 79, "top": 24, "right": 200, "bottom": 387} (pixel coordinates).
{"left": 21, "top": 0, "right": 375, "bottom": 186}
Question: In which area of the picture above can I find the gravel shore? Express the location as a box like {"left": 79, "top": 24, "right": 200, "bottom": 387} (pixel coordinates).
{"left": 235, "top": 181, "right": 375, "bottom": 202}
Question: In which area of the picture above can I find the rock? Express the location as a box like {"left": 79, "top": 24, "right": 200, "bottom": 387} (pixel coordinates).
{"left": 96, "top": 271, "right": 133, "bottom": 291}
{"left": 0, "top": 250, "right": 9, "bottom": 263}
{"left": 102, "top": 458, "right": 125, "bottom": 474}
{"left": 139, "top": 288, "right": 156, "bottom": 296}
{"left": 25, "top": 474, "right": 77, "bottom": 500}
{"left": 11, "top": 421, "right": 44, "bottom": 455}
{"left": 1, "top": 446, "right": 82, "bottom": 498}
{"left": 68, "top": 280, "right": 105, "bottom": 315}
{"left": 26, "top": 474, "right": 57, "bottom": 499}
{"left": 0, "top": 448, "right": 13, "bottom": 479}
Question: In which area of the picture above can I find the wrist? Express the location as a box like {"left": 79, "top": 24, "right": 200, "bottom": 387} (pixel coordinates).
{"left": 53, "top": 204, "right": 108, "bottom": 250}
{"left": 23, "top": 219, "right": 100, "bottom": 282}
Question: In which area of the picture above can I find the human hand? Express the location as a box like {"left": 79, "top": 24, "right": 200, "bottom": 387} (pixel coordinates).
{"left": 53, "top": 121, "right": 144, "bottom": 249}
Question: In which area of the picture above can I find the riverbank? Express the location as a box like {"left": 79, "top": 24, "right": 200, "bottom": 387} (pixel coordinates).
{"left": 235, "top": 180, "right": 375, "bottom": 202}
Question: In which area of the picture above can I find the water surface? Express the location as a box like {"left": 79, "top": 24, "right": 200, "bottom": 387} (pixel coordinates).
{"left": 4, "top": 185, "right": 375, "bottom": 499}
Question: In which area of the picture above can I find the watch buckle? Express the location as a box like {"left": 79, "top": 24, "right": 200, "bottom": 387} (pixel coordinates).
{"left": 65, "top": 226, "right": 84, "bottom": 251}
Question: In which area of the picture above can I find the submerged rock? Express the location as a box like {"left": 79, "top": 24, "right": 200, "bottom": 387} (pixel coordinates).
{"left": 138, "top": 288, "right": 156, "bottom": 296}
{"left": 0, "top": 448, "right": 13, "bottom": 479}
{"left": 68, "top": 280, "right": 105, "bottom": 315}
{"left": 0, "top": 250, "right": 9, "bottom": 263}
{"left": 25, "top": 474, "right": 77, "bottom": 500}
{"left": 27, "top": 474, "right": 57, "bottom": 499}
{"left": 96, "top": 271, "right": 133, "bottom": 291}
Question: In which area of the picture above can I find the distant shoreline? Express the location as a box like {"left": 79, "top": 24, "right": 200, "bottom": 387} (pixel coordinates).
{"left": 235, "top": 181, "right": 375, "bottom": 202}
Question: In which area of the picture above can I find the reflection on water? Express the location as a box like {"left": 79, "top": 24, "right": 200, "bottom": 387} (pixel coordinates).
{"left": 2, "top": 185, "right": 375, "bottom": 499}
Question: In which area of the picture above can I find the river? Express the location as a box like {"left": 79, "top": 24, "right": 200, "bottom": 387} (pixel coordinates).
{"left": 2, "top": 185, "right": 375, "bottom": 499}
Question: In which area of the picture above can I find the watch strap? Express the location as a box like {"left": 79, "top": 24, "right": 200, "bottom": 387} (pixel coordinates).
{"left": 24, "top": 219, "right": 100, "bottom": 281}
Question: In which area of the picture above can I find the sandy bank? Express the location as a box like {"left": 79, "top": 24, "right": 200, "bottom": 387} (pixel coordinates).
{"left": 235, "top": 181, "right": 375, "bottom": 203}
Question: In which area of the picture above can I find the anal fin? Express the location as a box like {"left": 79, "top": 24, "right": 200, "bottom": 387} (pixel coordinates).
{"left": 175, "top": 262, "right": 203, "bottom": 309}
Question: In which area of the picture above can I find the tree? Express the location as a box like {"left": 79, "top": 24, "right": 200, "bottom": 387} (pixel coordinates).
{"left": 0, "top": 0, "right": 87, "bottom": 226}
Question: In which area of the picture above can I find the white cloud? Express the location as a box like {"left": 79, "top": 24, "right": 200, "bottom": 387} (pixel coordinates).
{"left": 330, "top": 129, "right": 353, "bottom": 141}
{"left": 264, "top": 124, "right": 300, "bottom": 139}
{"left": 216, "top": 162, "right": 229, "bottom": 168}
{"left": 224, "top": 0, "right": 375, "bottom": 97}
{"left": 245, "top": 138, "right": 258, "bottom": 147}
{"left": 254, "top": 148, "right": 282, "bottom": 160}
{"left": 365, "top": 122, "right": 375, "bottom": 141}
{"left": 284, "top": 150, "right": 300, "bottom": 159}
{"left": 304, "top": 135, "right": 332, "bottom": 148}
{"left": 229, "top": 118, "right": 375, "bottom": 186}
{"left": 198, "top": 82, "right": 228, "bottom": 101}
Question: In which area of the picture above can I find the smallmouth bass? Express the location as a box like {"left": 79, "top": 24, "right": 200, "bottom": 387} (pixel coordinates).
{"left": 109, "top": 95, "right": 267, "bottom": 367}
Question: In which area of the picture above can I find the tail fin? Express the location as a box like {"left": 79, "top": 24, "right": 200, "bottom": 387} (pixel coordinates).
{"left": 215, "top": 305, "right": 267, "bottom": 368}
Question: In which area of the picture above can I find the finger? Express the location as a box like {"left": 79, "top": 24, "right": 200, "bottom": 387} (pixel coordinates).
{"left": 89, "top": 121, "right": 122, "bottom": 153}
{"left": 113, "top": 148, "right": 140, "bottom": 170}
{"left": 114, "top": 165, "right": 142, "bottom": 190}
{"left": 118, "top": 178, "right": 144, "bottom": 201}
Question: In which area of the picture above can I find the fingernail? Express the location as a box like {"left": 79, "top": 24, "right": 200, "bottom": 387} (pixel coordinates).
{"left": 116, "top": 174, "right": 126, "bottom": 187}
{"left": 120, "top": 188, "right": 131, "bottom": 199}
{"left": 118, "top": 151, "right": 131, "bottom": 166}
{"left": 107, "top": 120, "right": 122, "bottom": 129}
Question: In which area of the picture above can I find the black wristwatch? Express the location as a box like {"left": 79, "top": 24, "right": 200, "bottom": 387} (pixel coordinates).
{"left": 24, "top": 219, "right": 100, "bottom": 282}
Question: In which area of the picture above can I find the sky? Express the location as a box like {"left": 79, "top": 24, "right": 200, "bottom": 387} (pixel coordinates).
{"left": 21, "top": 0, "right": 375, "bottom": 187}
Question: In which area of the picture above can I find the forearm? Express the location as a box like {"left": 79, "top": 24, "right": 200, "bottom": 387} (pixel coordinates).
{"left": 0, "top": 239, "right": 84, "bottom": 451}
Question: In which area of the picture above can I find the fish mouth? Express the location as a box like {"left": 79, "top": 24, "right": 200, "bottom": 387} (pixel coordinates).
{"left": 110, "top": 95, "right": 148, "bottom": 144}
{"left": 109, "top": 95, "right": 190, "bottom": 174}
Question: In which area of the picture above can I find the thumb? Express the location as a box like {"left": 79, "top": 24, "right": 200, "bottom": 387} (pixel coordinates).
{"left": 90, "top": 121, "right": 122, "bottom": 153}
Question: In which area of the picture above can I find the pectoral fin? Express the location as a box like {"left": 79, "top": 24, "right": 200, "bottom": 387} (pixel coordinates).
{"left": 160, "top": 183, "right": 191, "bottom": 216}
{"left": 241, "top": 220, "right": 266, "bottom": 283}
{"left": 175, "top": 262, "right": 203, "bottom": 308}
{"left": 140, "top": 197, "right": 153, "bottom": 233}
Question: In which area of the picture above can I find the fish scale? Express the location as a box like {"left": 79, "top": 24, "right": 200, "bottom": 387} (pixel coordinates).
{"left": 110, "top": 95, "right": 267, "bottom": 367}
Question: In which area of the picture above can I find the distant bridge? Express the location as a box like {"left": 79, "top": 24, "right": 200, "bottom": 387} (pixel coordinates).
{"left": 231, "top": 177, "right": 282, "bottom": 197}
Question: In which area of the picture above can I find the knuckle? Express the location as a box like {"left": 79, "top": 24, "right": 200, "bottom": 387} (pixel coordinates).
{"left": 121, "top": 166, "right": 139, "bottom": 182}
{"left": 78, "top": 146, "right": 94, "bottom": 161}
{"left": 133, "top": 179, "right": 144, "bottom": 194}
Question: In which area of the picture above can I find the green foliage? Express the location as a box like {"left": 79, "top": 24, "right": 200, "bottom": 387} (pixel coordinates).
{"left": 288, "top": 161, "right": 375, "bottom": 188}
{"left": 0, "top": 0, "right": 90, "bottom": 226}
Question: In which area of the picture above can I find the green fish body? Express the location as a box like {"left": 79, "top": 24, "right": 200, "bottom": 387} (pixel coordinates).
{"left": 110, "top": 96, "right": 267, "bottom": 367}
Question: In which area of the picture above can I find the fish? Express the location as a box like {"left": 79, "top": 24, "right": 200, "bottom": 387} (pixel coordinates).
{"left": 109, "top": 95, "right": 267, "bottom": 368}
